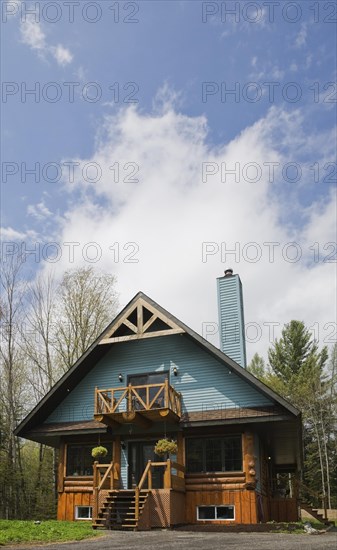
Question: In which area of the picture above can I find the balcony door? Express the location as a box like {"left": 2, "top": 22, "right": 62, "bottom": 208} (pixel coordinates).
{"left": 128, "top": 441, "right": 164, "bottom": 489}
{"left": 127, "top": 371, "right": 169, "bottom": 410}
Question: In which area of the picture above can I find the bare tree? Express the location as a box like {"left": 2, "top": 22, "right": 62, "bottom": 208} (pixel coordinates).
{"left": 54, "top": 267, "right": 119, "bottom": 371}
{"left": 0, "top": 252, "right": 28, "bottom": 517}
{"left": 22, "top": 273, "right": 58, "bottom": 398}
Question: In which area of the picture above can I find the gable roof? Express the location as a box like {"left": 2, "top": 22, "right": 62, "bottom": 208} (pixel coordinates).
{"left": 15, "top": 291, "right": 300, "bottom": 438}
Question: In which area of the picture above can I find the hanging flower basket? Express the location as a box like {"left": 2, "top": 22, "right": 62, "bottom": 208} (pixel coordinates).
{"left": 91, "top": 446, "right": 108, "bottom": 459}
{"left": 154, "top": 438, "right": 178, "bottom": 457}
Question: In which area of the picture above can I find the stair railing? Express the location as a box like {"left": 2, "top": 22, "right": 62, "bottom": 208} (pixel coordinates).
{"left": 294, "top": 478, "right": 328, "bottom": 520}
{"left": 93, "top": 461, "right": 114, "bottom": 522}
{"left": 134, "top": 459, "right": 185, "bottom": 521}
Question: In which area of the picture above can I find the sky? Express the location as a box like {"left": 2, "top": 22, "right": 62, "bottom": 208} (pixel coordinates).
{"left": 1, "top": 0, "right": 336, "bottom": 362}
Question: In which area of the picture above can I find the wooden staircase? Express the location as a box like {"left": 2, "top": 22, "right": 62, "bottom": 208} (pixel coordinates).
{"left": 93, "top": 490, "right": 149, "bottom": 530}
{"left": 301, "top": 503, "right": 331, "bottom": 526}
{"left": 295, "top": 479, "right": 332, "bottom": 526}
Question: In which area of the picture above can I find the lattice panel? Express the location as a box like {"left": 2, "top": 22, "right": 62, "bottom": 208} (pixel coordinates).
{"left": 93, "top": 490, "right": 109, "bottom": 519}
{"left": 149, "top": 490, "right": 170, "bottom": 527}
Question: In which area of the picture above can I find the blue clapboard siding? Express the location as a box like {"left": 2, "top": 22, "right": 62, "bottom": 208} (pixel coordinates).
{"left": 217, "top": 274, "right": 247, "bottom": 368}
{"left": 120, "top": 445, "right": 128, "bottom": 489}
{"left": 46, "top": 334, "right": 271, "bottom": 424}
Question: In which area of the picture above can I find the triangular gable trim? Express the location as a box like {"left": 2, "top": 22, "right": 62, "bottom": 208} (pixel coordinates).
{"left": 99, "top": 296, "right": 185, "bottom": 343}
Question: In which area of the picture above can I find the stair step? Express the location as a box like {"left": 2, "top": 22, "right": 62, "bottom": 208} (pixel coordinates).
{"left": 95, "top": 489, "right": 150, "bottom": 530}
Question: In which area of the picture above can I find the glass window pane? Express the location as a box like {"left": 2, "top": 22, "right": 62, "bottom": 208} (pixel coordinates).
{"left": 198, "top": 507, "right": 215, "bottom": 520}
{"left": 217, "top": 506, "right": 234, "bottom": 520}
{"left": 76, "top": 506, "right": 92, "bottom": 519}
{"left": 205, "top": 439, "right": 222, "bottom": 472}
{"left": 66, "top": 444, "right": 112, "bottom": 476}
{"left": 186, "top": 439, "right": 203, "bottom": 473}
{"left": 223, "top": 436, "right": 242, "bottom": 471}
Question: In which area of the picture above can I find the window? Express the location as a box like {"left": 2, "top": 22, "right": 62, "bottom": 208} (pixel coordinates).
{"left": 197, "top": 505, "right": 235, "bottom": 521}
{"left": 186, "top": 436, "right": 242, "bottom": 473}
{"left": 75, "top": 506, "right": 92, "bottom": 520}
{"left": 128, "top": 372, "right": 169, "bottom": 409}
{"left": 66, "top": 444, "right": 112, "bottom": 476}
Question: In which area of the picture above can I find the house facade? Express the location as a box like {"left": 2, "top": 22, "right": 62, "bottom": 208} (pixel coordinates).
{"left": 15, "top": 273, "right": 302, "bottom": 529}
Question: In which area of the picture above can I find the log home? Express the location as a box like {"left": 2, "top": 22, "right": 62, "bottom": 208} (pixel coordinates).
{"left": 15, "top": 271, "right": 303, "bottom": 529}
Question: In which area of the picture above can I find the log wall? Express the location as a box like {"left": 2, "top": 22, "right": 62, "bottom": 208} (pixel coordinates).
{"left": 185, "top": 489, "right": 258, "bottom": 524}
{"left": 57, "top": 492, "right": 94, "bottom": 521}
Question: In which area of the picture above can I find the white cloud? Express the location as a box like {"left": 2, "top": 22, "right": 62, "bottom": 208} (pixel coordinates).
{"left": 20, "top": 16, "right": 46, "bottom": 52}
{"left": 52, "top": 44, "right": 73, "bottom": 66}
{"left": 290, "top": 63, "right": 298, "bottom": 72}
{"left": 38, "top": 100, "right": 335, "bottom": 362}
{"left": 27, "top": 202, "right": 52, "bottom": 221}
{"left": 1, "top": 226, "right": 27, "bottom": 240}
{"left": 1, "top": 226, "right": 37, "bottom": 240}
{"left": 20, "top": 14, "right": 73, "bottom": 66}
{"left": 271, "top": 66, "right": 285, "bottom": 79}
{"left": 295, "top": 23, "right": 307, "bottom": 48}
{"left": 251, "top": 56, "right": 257, "bottom": 67}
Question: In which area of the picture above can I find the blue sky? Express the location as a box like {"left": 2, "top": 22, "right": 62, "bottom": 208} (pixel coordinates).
{"left": 1, "top": 0, "right": 336, "bottom": 360}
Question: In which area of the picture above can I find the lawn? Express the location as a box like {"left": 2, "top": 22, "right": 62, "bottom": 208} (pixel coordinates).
{"left": 0, "top": 520, "right": 105, "bottom": 546}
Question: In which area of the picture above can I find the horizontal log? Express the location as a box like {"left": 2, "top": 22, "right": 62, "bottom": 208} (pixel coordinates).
{"left": 64, "top": 487, "right": 94, "bottom": 493}
{"left": 65, "top": 476, "right": 93, "bottom": 480}
{"left": 186, "top": 477, "right": 245, "bottom": 485}
{"left": 64, "top": 480, "right": 93, "bottom": 487}
{"left": 186, "top": 483, "right": 247, "bottom": 491}
{"left": 186, "top": 472, "right": 244, "bottom": 478}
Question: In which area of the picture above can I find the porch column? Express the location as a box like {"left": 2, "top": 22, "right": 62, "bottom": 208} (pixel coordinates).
{"left": 243, "top": 432, "right": 256, "bottom": 484}
{"left": 113, "top": 436, "right": 121, "bottom": 489}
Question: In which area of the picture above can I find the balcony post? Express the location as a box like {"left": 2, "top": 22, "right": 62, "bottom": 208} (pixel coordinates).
{"left": 164, "top": 379, "right": 169, "bottom": 408}
{"left": 95, "top": 387, "right": 98, "bottom": 414}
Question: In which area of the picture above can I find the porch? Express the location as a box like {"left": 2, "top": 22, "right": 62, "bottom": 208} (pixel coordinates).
{"left": 94, "top": 380, "right": 182, "bottom": 429}
{"left": 92, "top": 459, "right": 186, "bottom": 529}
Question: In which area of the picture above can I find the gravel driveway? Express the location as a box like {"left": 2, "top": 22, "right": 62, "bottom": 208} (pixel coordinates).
{"left": 6, "top": 530, "right": 337, "bottom": 550}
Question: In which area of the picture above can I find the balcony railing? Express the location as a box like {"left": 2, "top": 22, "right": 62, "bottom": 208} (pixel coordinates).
{"left": 94, "top": 380, "right": 181, "bottom": 425}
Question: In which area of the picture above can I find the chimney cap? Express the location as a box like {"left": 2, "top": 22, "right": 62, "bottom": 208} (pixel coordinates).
{"left": 224, "top": 268, "right": 234, "bottom": 276}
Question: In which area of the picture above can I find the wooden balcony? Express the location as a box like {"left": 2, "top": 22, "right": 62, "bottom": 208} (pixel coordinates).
{"left": 94, "top": 380, "right": 182, "bottom": 429}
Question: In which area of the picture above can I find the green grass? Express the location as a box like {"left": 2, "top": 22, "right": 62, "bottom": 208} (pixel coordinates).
{"left": 0, "top": 520, "right": 105, "bottom": 546}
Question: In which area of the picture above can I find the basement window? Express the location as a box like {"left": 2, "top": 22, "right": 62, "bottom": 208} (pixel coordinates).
{"left": 197, "top": 505, "right": 235, "bottom": 521}
{"left": 75, "top": 506, "right": 92, "bottom": 520}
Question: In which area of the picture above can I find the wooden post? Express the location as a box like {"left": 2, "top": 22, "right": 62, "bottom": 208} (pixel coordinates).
{"left": 113, "top": 436, "right": 121, "bottom": 489}
{"left": 164, "top": 379, "right": 169, "bottom": 408}
{"left": 148, "top": 464, "right": 152, "bottom": 489}
{"left": 244, "top": 432, "right": 255, "bottom": 484}
{"left": 95, "top": 387, "right": 98, "bottom": 414}
{"left": 57, "top": 442, "right": 66, "bottom": 493}
{"left": 93, "top": 461, "right": 98, "bottom": 520}
{"left": 177, "top": 432, "right": 185, "bottom": 472}
{"left": 164, "top": 459, "right": 172, "bottom": 489}
{"left": 323, "top": 495, "right": 328, "bottom": 520}
{"left": 135, "top": 487, "right": 140, "bottom": 521}
{"left": 128, "top": 383, "right": 132, "bottom": 412}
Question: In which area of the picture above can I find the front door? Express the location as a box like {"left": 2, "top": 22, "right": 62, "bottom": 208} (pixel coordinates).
{"left": 128, "top": 441, "right": 164, "bottom": 489}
